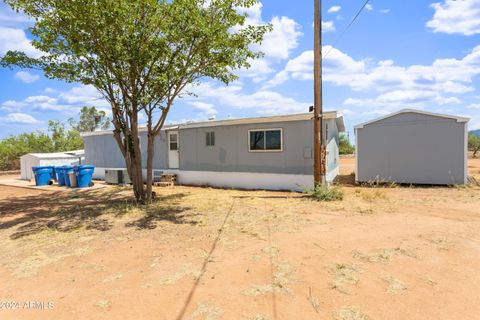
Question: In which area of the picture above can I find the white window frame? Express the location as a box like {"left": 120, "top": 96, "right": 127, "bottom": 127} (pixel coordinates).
{"left": 247, "top": 128, "right": 283, "bottom": 153}
{"left": 169, "top": 132, "right": 179, "bottom": 151}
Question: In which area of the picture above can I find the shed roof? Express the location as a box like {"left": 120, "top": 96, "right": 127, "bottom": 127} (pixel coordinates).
{"left": 82, "top": 111, "right": 345, "bottom": 137}
{"left": 354, "top": 109, "right": 470, "bottom": 129}
{"left": 22, "top": 152, "right": 77, "bottom": 160}
{"left": 21, "top": 149, "right": 84, "bottom": 160}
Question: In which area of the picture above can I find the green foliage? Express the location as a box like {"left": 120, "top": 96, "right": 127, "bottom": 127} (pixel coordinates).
{"left": 469, "top": 134, "right": 480, "bottom": 157}
{"left": 339, "top": 133, "right": 355, "bottom": 155}
{"left": 306, "top": 184, "right": 344, "bottom": 202}
{"left": 0, "top": 121, "right": 83, "bottom": 171}
{"left": 68, "top": 106, "right": 110, "bottom": 132}
{"left": 0, "top": 0, "right": 270, "bottom": 202}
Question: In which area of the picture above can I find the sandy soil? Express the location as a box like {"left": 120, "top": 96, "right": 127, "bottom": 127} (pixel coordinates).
{"left": 0, "top": 158, "right": 479, "bottom": 320}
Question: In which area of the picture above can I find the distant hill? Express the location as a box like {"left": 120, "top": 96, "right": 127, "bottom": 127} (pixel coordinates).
{"left": 470, "top": 129, "right": 480, "bottom": 138}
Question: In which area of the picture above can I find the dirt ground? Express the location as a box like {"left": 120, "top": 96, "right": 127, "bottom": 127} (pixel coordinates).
{"left": 0, "top": 157, "right": 479, "bottom": 320}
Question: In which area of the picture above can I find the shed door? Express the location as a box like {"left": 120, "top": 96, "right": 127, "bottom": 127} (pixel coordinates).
{"left": 168, "top": 131, "right": 179, "bottom": 169}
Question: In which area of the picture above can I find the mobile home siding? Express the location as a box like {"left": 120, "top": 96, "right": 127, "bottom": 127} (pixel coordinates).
{"left": 356, "top": 112, "right": 467, "bottom": 185}
{"left": 84, "top": 131, "right": 169, "bottom": 169}
{"left": 179, "top": 119, "right": 338, "bottom": 176}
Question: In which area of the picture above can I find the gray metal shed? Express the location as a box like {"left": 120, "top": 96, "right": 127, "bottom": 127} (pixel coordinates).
{"left": 355, "top": 109, "right": 469, "bottom": 185}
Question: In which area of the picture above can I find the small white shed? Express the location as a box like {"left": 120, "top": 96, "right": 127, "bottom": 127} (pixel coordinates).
{"left": 20, "top": 151, "right": 84, "bottom": 180}
{"left": 355, "top": 109, "right": 469, "bottom": 185}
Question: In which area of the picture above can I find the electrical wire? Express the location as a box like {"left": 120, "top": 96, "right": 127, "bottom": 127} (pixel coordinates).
{"left": 323, "top": 0, "right": 371, "bottom": 59}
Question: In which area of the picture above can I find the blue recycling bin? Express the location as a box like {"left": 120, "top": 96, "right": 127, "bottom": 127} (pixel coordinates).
{"left": 63, "top": 165, "right": 74, "bottom": 187}
{"left": 51, "top": 166, "right": 57, "bottom": 181}
{"left": 74, "top": 165, "right": 95, "bottom": 188}
{"left": 56, "top": 167, "right": 65, "bottom": 186}
{"left": 32, "top": 166, "right": 54, "bottom": 186}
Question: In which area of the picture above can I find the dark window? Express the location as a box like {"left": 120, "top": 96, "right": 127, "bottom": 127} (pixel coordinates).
{"left": 249, "top": 129, "right": 282, "bottom": 151}
{"left": 206, "top": 132, "right": 215, "bottom": 146}
{"left": 169, "top": 133, "right": 178, "bottom": 151}
{"left": 266, "top": 130, "right": 281, "bottom": 150}
{"left": 249, "top": 131, "right": 265, "bottom": 150}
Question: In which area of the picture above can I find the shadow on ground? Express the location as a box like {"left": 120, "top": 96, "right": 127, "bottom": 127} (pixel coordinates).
{"left": 0, "top": 190, "right": 193, "bottom": 239}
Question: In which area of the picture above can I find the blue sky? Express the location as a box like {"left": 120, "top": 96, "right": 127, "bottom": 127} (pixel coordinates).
{"left": 1, "top": 0, "right": 480, "bottom": 139}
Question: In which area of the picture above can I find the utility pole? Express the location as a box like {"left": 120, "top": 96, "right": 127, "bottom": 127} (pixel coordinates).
{"left": 314, "top": 0, "right": 326, "bottom": 185}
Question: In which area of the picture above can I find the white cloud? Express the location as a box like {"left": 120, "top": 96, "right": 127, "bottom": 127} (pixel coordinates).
{"left": 187, "top": 81, "right": 310, "bottom": 115}
{"left": 189, "top": 101, "right": 218, "bottom": 116}
{"left": 235, "top": 3, "right": 302, "bottom": 79}
{"left": 380, "top": 9, "right": 391, "bottom": 14}
{"left": 0, "top": 112, "right": 40, "bottom": 124}
{"left": 0, "top": 27, "right": 42, "bottom": 58}
{"left": 344, "top": 90, "right": 461, "bottom": 109}
{"left": 427, "top": 0, "right": 480, "bottom": 36}
{"left": 265, "top": 45, "right": 480, "bottom": 110}
{"left": 267, "top": 45, "right": 480, "bottom": 92}
{"left": 58, "top": 85, "right": 110, "bottom": 107}
{"left": 467, "top": 103, "right": 480, "bottom": 109}
{"left": 264, "top": 46, "right": 365, "bottom": 88}
{"left": 259, "top": 16, "right": 303, "bottom": 60}
{"left": 0, "top": 3, "right": 33, "bottom": 28}
{"left": 322, "top": 21, "right": 335, "bottom": 32}
{"left": 1, "top": 100, "right": 25, "bottom": 112}
{"left": 14, "top": 71, "right": 40, "bottom": 83}
{"left": 1, "top": 85, "right": 109, "bottom": 115}
{"left": 365, "top": 4, "right": 373, "bottom": 11}
{"left": 328, "top": 6, "right": 342, "bottom": 14}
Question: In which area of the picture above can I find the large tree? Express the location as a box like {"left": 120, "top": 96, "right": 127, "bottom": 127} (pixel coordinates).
{"left": 69, "top": 106, "right": 111, "bottom": 133}
{"left": 2, "top": 0, "right": 270, "bottom": 203}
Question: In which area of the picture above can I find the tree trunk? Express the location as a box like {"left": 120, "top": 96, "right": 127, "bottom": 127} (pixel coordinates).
{"left": 145, "top": 131, "right": 155, "bottom": 203}
{"left": 130, "top": 126, "right": 146, "bottom": 203}
{"left": 113, "top": 125, "right": 147, "bottom": 203}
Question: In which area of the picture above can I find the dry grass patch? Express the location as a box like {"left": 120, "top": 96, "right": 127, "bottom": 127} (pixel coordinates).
{"left": 158, "top": 263, "right": 201, "bottom": 285}
{"left": 328, "top": 263, "right": 361, "bottom": 294}
{"left": 383, "top": 276, "right": 408, "bottom": 294}
{"left": 333, "top": 306, "right": 372, "bottom": 320}
{"left": 242, "top": 261, "right": 297, "bottom": 296}
{"left": 352, "top": 247, "right": 418, "bottom": 264}
{"left": 185, "top": 302, "right": 223, "bottom": 320}
{"left": 307, "top": 287, "right": 321, "bottom": 313}
{"left": 428, "top": 237, "right": 453, "bottom": 250}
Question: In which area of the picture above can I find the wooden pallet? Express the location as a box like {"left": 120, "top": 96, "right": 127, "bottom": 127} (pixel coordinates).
{"left": 153, "top": 174, "right": 177, "bottom": 187}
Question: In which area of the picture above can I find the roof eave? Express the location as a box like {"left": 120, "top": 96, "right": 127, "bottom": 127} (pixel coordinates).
{"left": 355, "top": 109, "right": 470, "bottom": 129}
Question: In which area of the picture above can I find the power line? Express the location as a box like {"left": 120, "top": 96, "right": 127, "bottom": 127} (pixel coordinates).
{"left": 323, "top": 0, "right": 371, "bottom": 59}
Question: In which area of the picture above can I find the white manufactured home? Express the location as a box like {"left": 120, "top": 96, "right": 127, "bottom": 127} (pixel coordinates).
{"left": 355, "top": 109, "right": 469, "bottom": 185}
{"left": 82, "top": 112, "right": 345, "bottom": 191}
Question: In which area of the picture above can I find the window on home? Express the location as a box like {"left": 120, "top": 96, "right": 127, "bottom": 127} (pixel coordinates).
{"left": 206, "top": 131, "right": 215, "bottom": 146}
{"left": 249, "top": 129, "right": 282, "bottom": 151}
{"left": 169, "top": 133, "right": 178, "bottom": 151}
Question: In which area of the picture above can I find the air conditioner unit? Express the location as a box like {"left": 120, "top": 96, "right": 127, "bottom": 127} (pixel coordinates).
{"left": 105, "top": 169, "right": 131, "bottom": 185}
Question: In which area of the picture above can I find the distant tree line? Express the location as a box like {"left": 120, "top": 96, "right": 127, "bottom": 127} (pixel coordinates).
{"left": 469, "top": 134, "right": 480, "bottom": 158}
{"left": 339, "top": 133, "right": 355, "bottom": 155}
{"left": 0, "top": 107, "right": 109, "bottom": 171}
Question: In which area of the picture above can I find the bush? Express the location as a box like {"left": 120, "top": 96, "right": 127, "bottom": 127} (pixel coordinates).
{"left": 339, "top": 133, "right": 355, "bottom": 155}
{"left": 306, "top": 184, "right": 344, "bottom": 202}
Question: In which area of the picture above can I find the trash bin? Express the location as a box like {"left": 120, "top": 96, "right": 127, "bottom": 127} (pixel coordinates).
{"left": 68, "top": 172, "right": 77, "bottom": 188}
{"left": 63, "top": 165, "right": 74, "bottom": 187}
{"left": 32, "top": 166, "right": 54, "bottom": 186}
{"left": 56, "top": 167, "right": 65, "bottom": 186}
{"left": 75, "top": 165, "right": 95, "bottom": 188}
{"left": 47, "top": 166, "right": 57, "bottom": 181}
